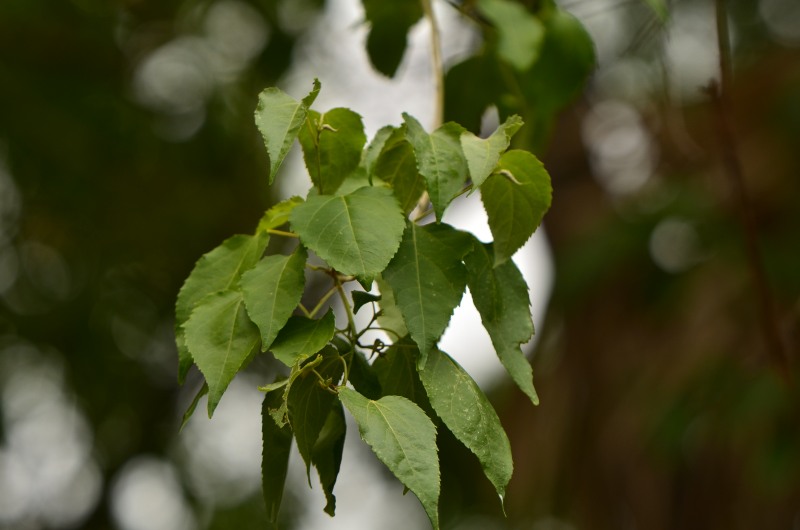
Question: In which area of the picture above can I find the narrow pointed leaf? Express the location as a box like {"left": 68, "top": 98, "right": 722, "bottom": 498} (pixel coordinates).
{"left": 312, "top": 402, "right": 346, "bottom": 516}
{"left": 464, "top": 242, "right": 538, "bottom": 405}
{"left": 184, "top": 290, "right": 261, "bottom": 416}
{"left": 255, "top": 79, "right": 320, "bottom": 183}
{"left": 262, "top": 384, "right": 293, "bottom": 526}
{"left": 298, "top": 108, "right": 367, "bottom": 194}
{"left": 338, "top": 388, "right": 440, "bottom": 529}
{"left": 268, "top": 354, "right": 325, "bottom": 428}
{"left": 374, "top": 126, "right": 426, "bottom": 213}
{"left": 269, "top": 310, "right": 336, "bottom": 366}
{"left": 418, "top": 348, "right": 513, "bottom": 501}
{"left": 477, "top": 0, "right": 545, "bottom": 71}
{"left": 362, "top": 0, "right": 423, "bottom": 77}
{"left": 460, "top": 115, "right": 523, "bottom": 188}
{"left": 290, "top": 186, "right": 405, "bottom": 278}
{"left": 481, "top": 149, "right": 552, "bottom": 265}
{"left": 382, "top": 223, "right": 472, "bottom": 366}
{"left": 288, "top": 347, "right": 344, "bottom": 479}
{"left": 257, "top": 196, "right": 304, "bottom": 233}
{"left": 240, "top": 246, "right": 307, "bottom": 351}
{"left": 175, "top": 232, "right": 268, "bottom": 383}
{"left": 403, "top": 114, "right": 469, "bottom": 221}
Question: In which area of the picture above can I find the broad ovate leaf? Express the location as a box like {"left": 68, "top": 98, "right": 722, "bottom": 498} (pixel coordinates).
{"left": 464, "top": 242, "right": 538, "bottom": 406}
{"left": 184, "top": 290, "right": 260, "bottom": 416}
{"left": 257, "top": 196, "right": 304, "bottom": 233}
{"left": 374, "top": 126, "right": 426, "bottom": 213}
{"left": 338, "top": 388, "right": 440, "bottom": 529}
{"left": 269, "top": 310, "right": 336, "bottom": 366}
{"left": 383, "top": 223, "right": 472, "bottom": 366}
{"left": 298, "top": 108, "right": 367, "bottom": 194}
{"left": 481, "top": 149, "right": 552, "bottom": 265}
{"left": 262, "top": 383, "right": 293, "bottom": 526}
{"left": 460, "top": 115, "right": 523, "bottom": 188}
{"left": 312, "top": 401, "right": 346, "bottom": 516}
{"left": 175, "top": 232, "right": 268, "bottom": 383}
{"left": 403, "top": 114, "right": 469, "bottom": 221}
{"left": 255, "top": 79, "right": 320, "bottom": 183}
{"left": 363, "top": 125, "right": 396, "bottom": 177}
{"left": 240, "top": 246, "right": 307, "bottom": 351}
{"left": 418, "top": 348, "right": 513, "bottom": 502}
{"left": 477, "top": 0, "right": 545, "bottom": 71}
{"left": 290, "top": 186, "right": 405, "bottom": 279}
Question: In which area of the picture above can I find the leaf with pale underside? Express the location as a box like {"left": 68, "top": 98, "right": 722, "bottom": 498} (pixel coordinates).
{"left": 262, "top": 383, "right": 293, "bottom": 526}
{"left": 184, "top": 290, "right": 261, "bottom": 416}
{"left": 255, "top": 79, "right": 320, "bottom": 183}
{"left": 240, "top": 246, "right": 307, "bottom": 351}
{"left": 418, "top": 348, "right": 513, "bottom": 502}
{"left": 460, "top": 115, "right": 523, "bottom": 189}
{"left": 403, "top": 114, "right": 468, "bottom": 221}
{"left": 257, "top": 196, "right": 304, "bottom": 233}
{"left": 464, "top": 241, "right": 539, "bottom": 406}
{"left": 481, "top": 149, "right": 552, "bottom": 265}
{"left": 175, "top": 232, "right": 268, "bottom": 383}
{"left": 338, "top": 387, "right": 440, "bottom": 529}
{"left": 298, "top": 108, "right": 367, "bottom": 194}
{"left": 290, "top": 186, "right": 405, "bottom": 279}
{"left": 374, "top": 126, "right": 426, "bottom": 213}
{"left": 383, "top": 223, "right": 472, "bottom": 367}
{"left": 269, "top": 310, "right": 336, "bottom": 366}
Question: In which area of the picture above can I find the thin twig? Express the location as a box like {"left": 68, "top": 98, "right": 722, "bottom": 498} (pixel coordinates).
{"left": 421, "top": 0, "right": 445, "bottom": 128}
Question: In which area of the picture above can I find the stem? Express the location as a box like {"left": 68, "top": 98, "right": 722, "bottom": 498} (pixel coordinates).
{"left": 298, "top": 303, "right": 311, "bottom": 318}
{"left": 267, "top": 229, "right": 298, "bottom": 238}
{"left": 421, "top": 0, "right": 445, "bottom": 128}
{"left": 309, "top": 285, "right": 338, "bottom": 318}
{"left": 334, "top": 277, "right": 358, "bottom": 341}
{"left": 710, "top": 0, "right": 789, "bottom": 379}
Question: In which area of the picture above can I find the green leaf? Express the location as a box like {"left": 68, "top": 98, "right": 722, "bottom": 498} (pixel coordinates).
{"left": 298, "top": 108, "right": 367, "bottom": 194}
{"left": 403, "top": 114, "right": 469, "bottom": 221}
{"left": 481, "top": 149, "right": 552, "bottom": 265}
{"left": 418, "top": 348, "right": 513, "bottom": 501}
{"left": 338, "top": 387, "right": 440, "bottom": 529}
{"left": 290, "top": 186, "right": 405, "bottom": 279}
{"left": 255, "top": 79, "right": 321, "bottom": 183}
{"left": 352, "top": 291, "right": 381, "bottom": 314}
{"left": 269, "top": 310, "right": 336, "bottom": 366}
{"left": 288, "top": 346, "right": 344, "bottom": 480}
{"left": 311, "top": 401, "right": 346, "bottom": 516}
{"left": 460, "top": 115, "right": 523, "bottom": 188}
{"left": 347, "top": 349, "right": 383, "bottom": 400}
{"left": 642, "top": 0, "right": 669, "bottom": 22}
{"left": 477, "top": 0, "right": 545, "bottom": 71}
{"left": 175, "top": 232, "right": 268, "bottom": 383}
{"left": 444, "top": 55, "right": 504, "bottom": 134}
{"left": 184, "top": 290, "right": 261, "bottom": 416}
{"left": 362, "top": 0, "right": 423, "bottom": 77}
{"left": 257, "top": 196, "right": 304, "bottom": 233}
{"left": 374, "top": 126, "right": 426, "bottom": 213}
{"left": 372, "top": 337, "right": 431, "bottom": 414}
{"left": 180, "top": 383, "right": 208, "bottom": 431}
{"left": 262, "top": 383, "right": 293, "bottom": 526}
{"left": 268, "top": 354, "right": 325, "bottom": 428}
{"left": 376, "top": 275, "right": 408, "bottom": 339}
{"left": 363, "top": 125, "right": 396, "bottom": 177}
{"left": 240, "top": 246, "right": 307, "bottom": 351}
{"left": 383, "top": 223, "right": 472, "bottom": 367}
{"left": 464, "top": 241, "right": 538, "bottom": 406}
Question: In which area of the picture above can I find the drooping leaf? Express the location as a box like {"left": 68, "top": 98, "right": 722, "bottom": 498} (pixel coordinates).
{"left": 464, "top": 241, "right": 538, "bottom": 406}
{"left": 288, "top": 346, "right": 344, "bottom": 479}
{"left": 184, "top": 290, "right": 261, "bottom": 416}
{"left": 418, "top": 348, "right": 513, "bottom": 501}
{"left": 362, "top": 0, "right": 424, "bottom": 77}
{"left": 255, "top": 79, "right": 321, "bottom": 183}
{"left": 240, "top": 246, "right": 307, "bottom": 351}
{"left": 374, "top": 126, "right": 426, "bottom": 213}
{"left": 376, "top": 275, "right": 408, "bottom": 339}
{"left": 460, "top": 115, "right": 524, "bottom": 188}
{"left": 383, "top": 223, "right": 472, "bottom": 367}
{"left": 372, "top": 337, "right": 431, "bottom": 414}
{"left": 298, "top": 108, "right": 367, "bottom": 194}
{"left": 268, "top": 354, "right": 325, "bottom": 428}
{"left": 480, "top": 149, "right": 552, "bottom": 265}
{"left": 257, "top": 196, "right": 304, "bottom": 233}
{"left": 269, "top": 310, "right": 336, "bottom": 366}
{"left": 262, "top": 383, "right": 293, "bottom": 526}
{"left": 338, "top": 387, "right": 440, "bottom": 529}
{"left": 403, "top": 114, "right": 469, "bottom": 221}
{"left": 311, "top": 401, "right": 346, "bottom": 516}
{"left": 290, "top": 186, "right": 405, "bottom": 279}
{"left": 180, "top": 383, "right": 208, "bottom": 431}
{"left": 175, "top": 232, "right": 268, "bottom": 383}
{"left": 347, "top": 349, "right": 382, "bottom": 400}
{"left": 477, "top": 0, "right": 545, "bottom": 71}
{"left": 352, "top": 291, "right": 381, "bottom": 314}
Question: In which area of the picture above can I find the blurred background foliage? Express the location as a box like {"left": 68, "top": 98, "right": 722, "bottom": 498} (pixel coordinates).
{"left": 0, "top": 0, "right": 799, "bottom": 529}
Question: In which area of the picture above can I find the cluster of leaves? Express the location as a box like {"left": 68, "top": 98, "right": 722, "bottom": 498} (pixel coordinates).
{"left": 174, "top": 76, "right": 551, "bottom": 528}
